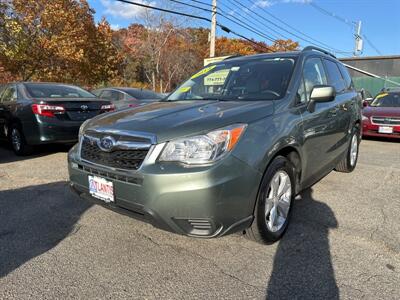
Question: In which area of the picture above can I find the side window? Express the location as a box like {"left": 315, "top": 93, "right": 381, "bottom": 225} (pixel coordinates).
{"left": 1, "top": 86, "right": 17, "bottom": 102}
{"left": 100, "top": 90, "right": 113, "bottom": 100}
{"left": 297, "top": 77, "right": 307, "bottom": 104}
{"left": 338, "top": 63, "right": 353, "bottom": 90}
{"left": 102, "top": 90, "right": 123, "bottom": 101}
{"left": 324, "top": 59, "right": 346, "bottom": 93}
{"left": 111, "top": 91, "right": 124, "bottom": 101}
{"left": 303, "top": 57, "right": 328, "bottom": 101}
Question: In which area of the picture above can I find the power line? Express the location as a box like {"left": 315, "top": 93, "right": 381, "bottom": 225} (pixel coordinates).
{"left": 363, "top": 34, "right": 383, "bottom": 56}
{"left": 308, "top": 1, "right": 383, "bottom": 55}
{"left": 188, "top": 0, "right": 213, "bottom": 8}
{"left": 115, "top": 0, "right": 273, "bottom": 52}
{"left": 246, "top": 0, "right": 342, "bottom": 52}
{"left": 116, "top": 0, "right": 211, "bottom": 22}
{"left": 309, "top": 2, "right": 354, "bottom": 28}
{"left": 239, "top": 0, "right": 343, "bottom": 53}
{"left": 220, "top": 0, "right": 286, "bottom": 41}
{"left": 167, "top": 0, "right": 213, "bottom": 13}
{"left": 168, "top": 0, "right": 279, "bottom": 43}
{"left": 217, "top": 9, "right": 277, "bottom": 43}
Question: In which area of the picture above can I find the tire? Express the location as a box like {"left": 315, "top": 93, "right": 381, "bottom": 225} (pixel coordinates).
{"left": 335, "top": 126, "right": 360, "bottom": 173}
{"left": 9, "top": 123, "right": 33, "bottom": 156}
{"left": 245, "top": 156, "right": 296, "bottom": 244}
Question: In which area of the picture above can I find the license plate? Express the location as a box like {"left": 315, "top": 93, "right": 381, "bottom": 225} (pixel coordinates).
{"left": 88, "top": 175, "right": 114, "bottom": 203}
{"left": 378, "top": 126, "right": 393, "bottom": 134}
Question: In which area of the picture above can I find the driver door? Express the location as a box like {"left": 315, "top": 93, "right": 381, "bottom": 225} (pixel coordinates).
{"left": 297, "top": 57, "right": 340, "bottom": 187}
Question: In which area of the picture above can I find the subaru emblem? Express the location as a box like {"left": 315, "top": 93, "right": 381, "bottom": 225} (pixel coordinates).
{"left": 98, "top": 136, "right": 115, "bottom": 152}
{"left": 81, "top": 104, "right": 89, "bottom": 111}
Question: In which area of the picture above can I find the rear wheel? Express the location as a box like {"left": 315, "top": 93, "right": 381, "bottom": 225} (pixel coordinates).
{"left": 335, "top": 126, "right": 360, "bottom": 173}
{"left": 245, "top": 156, "right": 295, "bottom": 244}
{"left": 9, "top": 124, "right": 33, "bottom": 156}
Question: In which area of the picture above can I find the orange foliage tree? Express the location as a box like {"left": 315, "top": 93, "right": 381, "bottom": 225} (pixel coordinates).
{"left": 0, "top": 0, "right": 122, "bottom": 85}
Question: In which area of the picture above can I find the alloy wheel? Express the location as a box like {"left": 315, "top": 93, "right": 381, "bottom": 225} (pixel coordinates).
{"left": 350, "top": 134, "right": 358, "bottom": 167}
{"left": 11, "top": 128, "right": 22, "bottom": 152}
{"left": 265, "top": 170, "right": 292, "bottom": 233}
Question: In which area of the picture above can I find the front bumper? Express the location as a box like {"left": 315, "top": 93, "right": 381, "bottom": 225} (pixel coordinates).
{"left": 362, "top": 122, "right": 400, "bottom": 139}
{"left": 68, "top": 144, "right": 261, "bottom": 237}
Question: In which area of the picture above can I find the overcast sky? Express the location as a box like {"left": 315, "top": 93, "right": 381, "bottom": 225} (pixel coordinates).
{"left": 88, "top": 0, "right": 400, "bottom": 57}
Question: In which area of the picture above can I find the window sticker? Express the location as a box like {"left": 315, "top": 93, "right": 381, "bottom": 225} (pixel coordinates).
{"left": 204, "top": 69, "right": 230, "bottom": 86}
{"left": 190, "top": 65, "right": 217, "bottom": 79}
{"left": 178, "top": 86, "right": 191, "bottom": 93}
{"left": 376, "top": 93, "right": 388, "bottom": 99}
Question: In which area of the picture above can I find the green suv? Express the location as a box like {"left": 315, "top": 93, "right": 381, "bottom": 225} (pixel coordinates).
{"left": 68, "top": 47, "right": 361, "bottom": 244}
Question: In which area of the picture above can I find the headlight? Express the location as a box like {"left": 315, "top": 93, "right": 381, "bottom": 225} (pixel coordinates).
{"left": 158, "top": 124, "right": 247, "bottom": 165}
{"left": 362, "top": 115, "right": 369, "bottom": 122}
{"left": 78, "top": 119, "right": 91, "bottom": 140}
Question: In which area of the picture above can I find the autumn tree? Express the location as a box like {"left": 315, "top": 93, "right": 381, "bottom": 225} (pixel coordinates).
{"left": 0, "top": 0, "right": 122, "bottom": 85}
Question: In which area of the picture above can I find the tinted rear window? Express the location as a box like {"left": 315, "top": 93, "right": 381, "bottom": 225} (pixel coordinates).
{"left": 25, "top": 83, "right": 95, "bottom": 98}
{"left": 123, "top": 89, "right": 162, "bottom": 100}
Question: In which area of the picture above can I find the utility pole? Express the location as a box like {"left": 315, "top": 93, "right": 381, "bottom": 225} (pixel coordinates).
{"left": 354, "top": 21, "right": 363, "bottom": 56}
{"left": 210, "top": 0, "right": 217, "bottom": 58}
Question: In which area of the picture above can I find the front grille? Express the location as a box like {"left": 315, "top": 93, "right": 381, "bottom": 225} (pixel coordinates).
{"left": 77, "top": 164, "right": 143, "bottom": 185}
{"left": 371, "top": 116, "right": 400, "bottom": 126}
{"left": 81, "top": 136, "right": 149, "bottom": 170}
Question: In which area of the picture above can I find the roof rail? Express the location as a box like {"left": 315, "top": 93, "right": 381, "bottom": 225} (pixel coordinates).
{"left": 302, "top": 46, "right": 336, "bottom": 58}
{"left": 223, "top": 55, "right": 242, "bottom": 60}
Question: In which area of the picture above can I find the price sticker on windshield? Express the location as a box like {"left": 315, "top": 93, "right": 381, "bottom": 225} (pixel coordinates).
{"left": 204, "top": 69, "right": 230, "bottom": 86}
{"left": 191, "top": 65, "right": 217, "bottom": 79}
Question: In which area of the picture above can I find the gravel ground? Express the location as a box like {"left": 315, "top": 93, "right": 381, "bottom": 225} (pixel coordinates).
{"left": 0, "top": 138, "right": 399, "bottom": 299}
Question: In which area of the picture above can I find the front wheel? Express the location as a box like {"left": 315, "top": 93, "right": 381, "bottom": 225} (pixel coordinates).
{"left": 245, "top": 156, "right": 295, "bottom": 244}
{"left": 335, "top": 126, "right": 360, "bottom": 173}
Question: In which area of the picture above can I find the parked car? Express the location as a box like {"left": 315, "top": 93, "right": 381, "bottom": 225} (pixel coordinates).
{"left": 362, "top": 89, "right": 400, "bottom": 138}
{"left": 0, "top": 82, "right": 115, "bottom": 155}
{"left": 92, "top": 87, "right": 163, "bottom": 110}
{"left": 69, "top": 47, "right": 361, "bottom": 244}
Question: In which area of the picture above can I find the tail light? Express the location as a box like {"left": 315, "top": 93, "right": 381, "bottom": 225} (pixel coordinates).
{"left": 32, "top": 104, "right": 65, "bottom": 117}
{"left": 128, "top": 103, "right": 138, "bottom": 108}
{"left": 100, "top": 104, "right": 115, "bottom": 112}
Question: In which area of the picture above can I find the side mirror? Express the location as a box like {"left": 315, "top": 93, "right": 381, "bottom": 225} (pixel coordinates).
{"left": 310, "top": 85, "right": 336, "bottom": 102}
{"left": 307, "top": 85, "right": 336, "bottom": 112}
{"left": 362, "top": 100, "right": 369, "bottom": 108}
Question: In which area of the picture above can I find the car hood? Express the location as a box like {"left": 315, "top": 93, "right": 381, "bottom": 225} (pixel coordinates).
{"left": 363, "top": 106, "right": 400, "bottom": 117}
{"left": 87, "top": 100, "right": 274, "bottom": 143}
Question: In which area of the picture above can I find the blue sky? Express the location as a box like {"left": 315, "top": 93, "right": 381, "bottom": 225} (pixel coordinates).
{"left": 88, "top": 0, "right": 400, "bottom": 57}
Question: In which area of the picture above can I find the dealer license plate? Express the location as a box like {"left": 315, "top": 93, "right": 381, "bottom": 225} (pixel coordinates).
{"left": 378, "top": 126, "right": 393, "bottom": 134}
{"left": 88, "top": 175, "right": 114, "bottom": 203}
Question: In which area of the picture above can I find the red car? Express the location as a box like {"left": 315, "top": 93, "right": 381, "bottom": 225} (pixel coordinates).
{"left": 362, "top": 90, "right": 400, "bottom": 139}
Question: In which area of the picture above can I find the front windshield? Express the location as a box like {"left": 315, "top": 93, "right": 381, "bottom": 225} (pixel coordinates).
{"left": 166, "top": 57, "right": 296, "bottom": 102}
{"left": 25, "top": 83, "right": 95, "bottom": 98}
{"left": 371, "top": 92, "right": 400, "bottom": 107}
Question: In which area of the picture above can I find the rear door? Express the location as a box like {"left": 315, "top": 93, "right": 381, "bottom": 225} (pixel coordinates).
{"left": 323, "top": 58, "right": 354, "bottom": 157}
{"left": 297, "top": 57, "right": 339, "bottom": 185}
